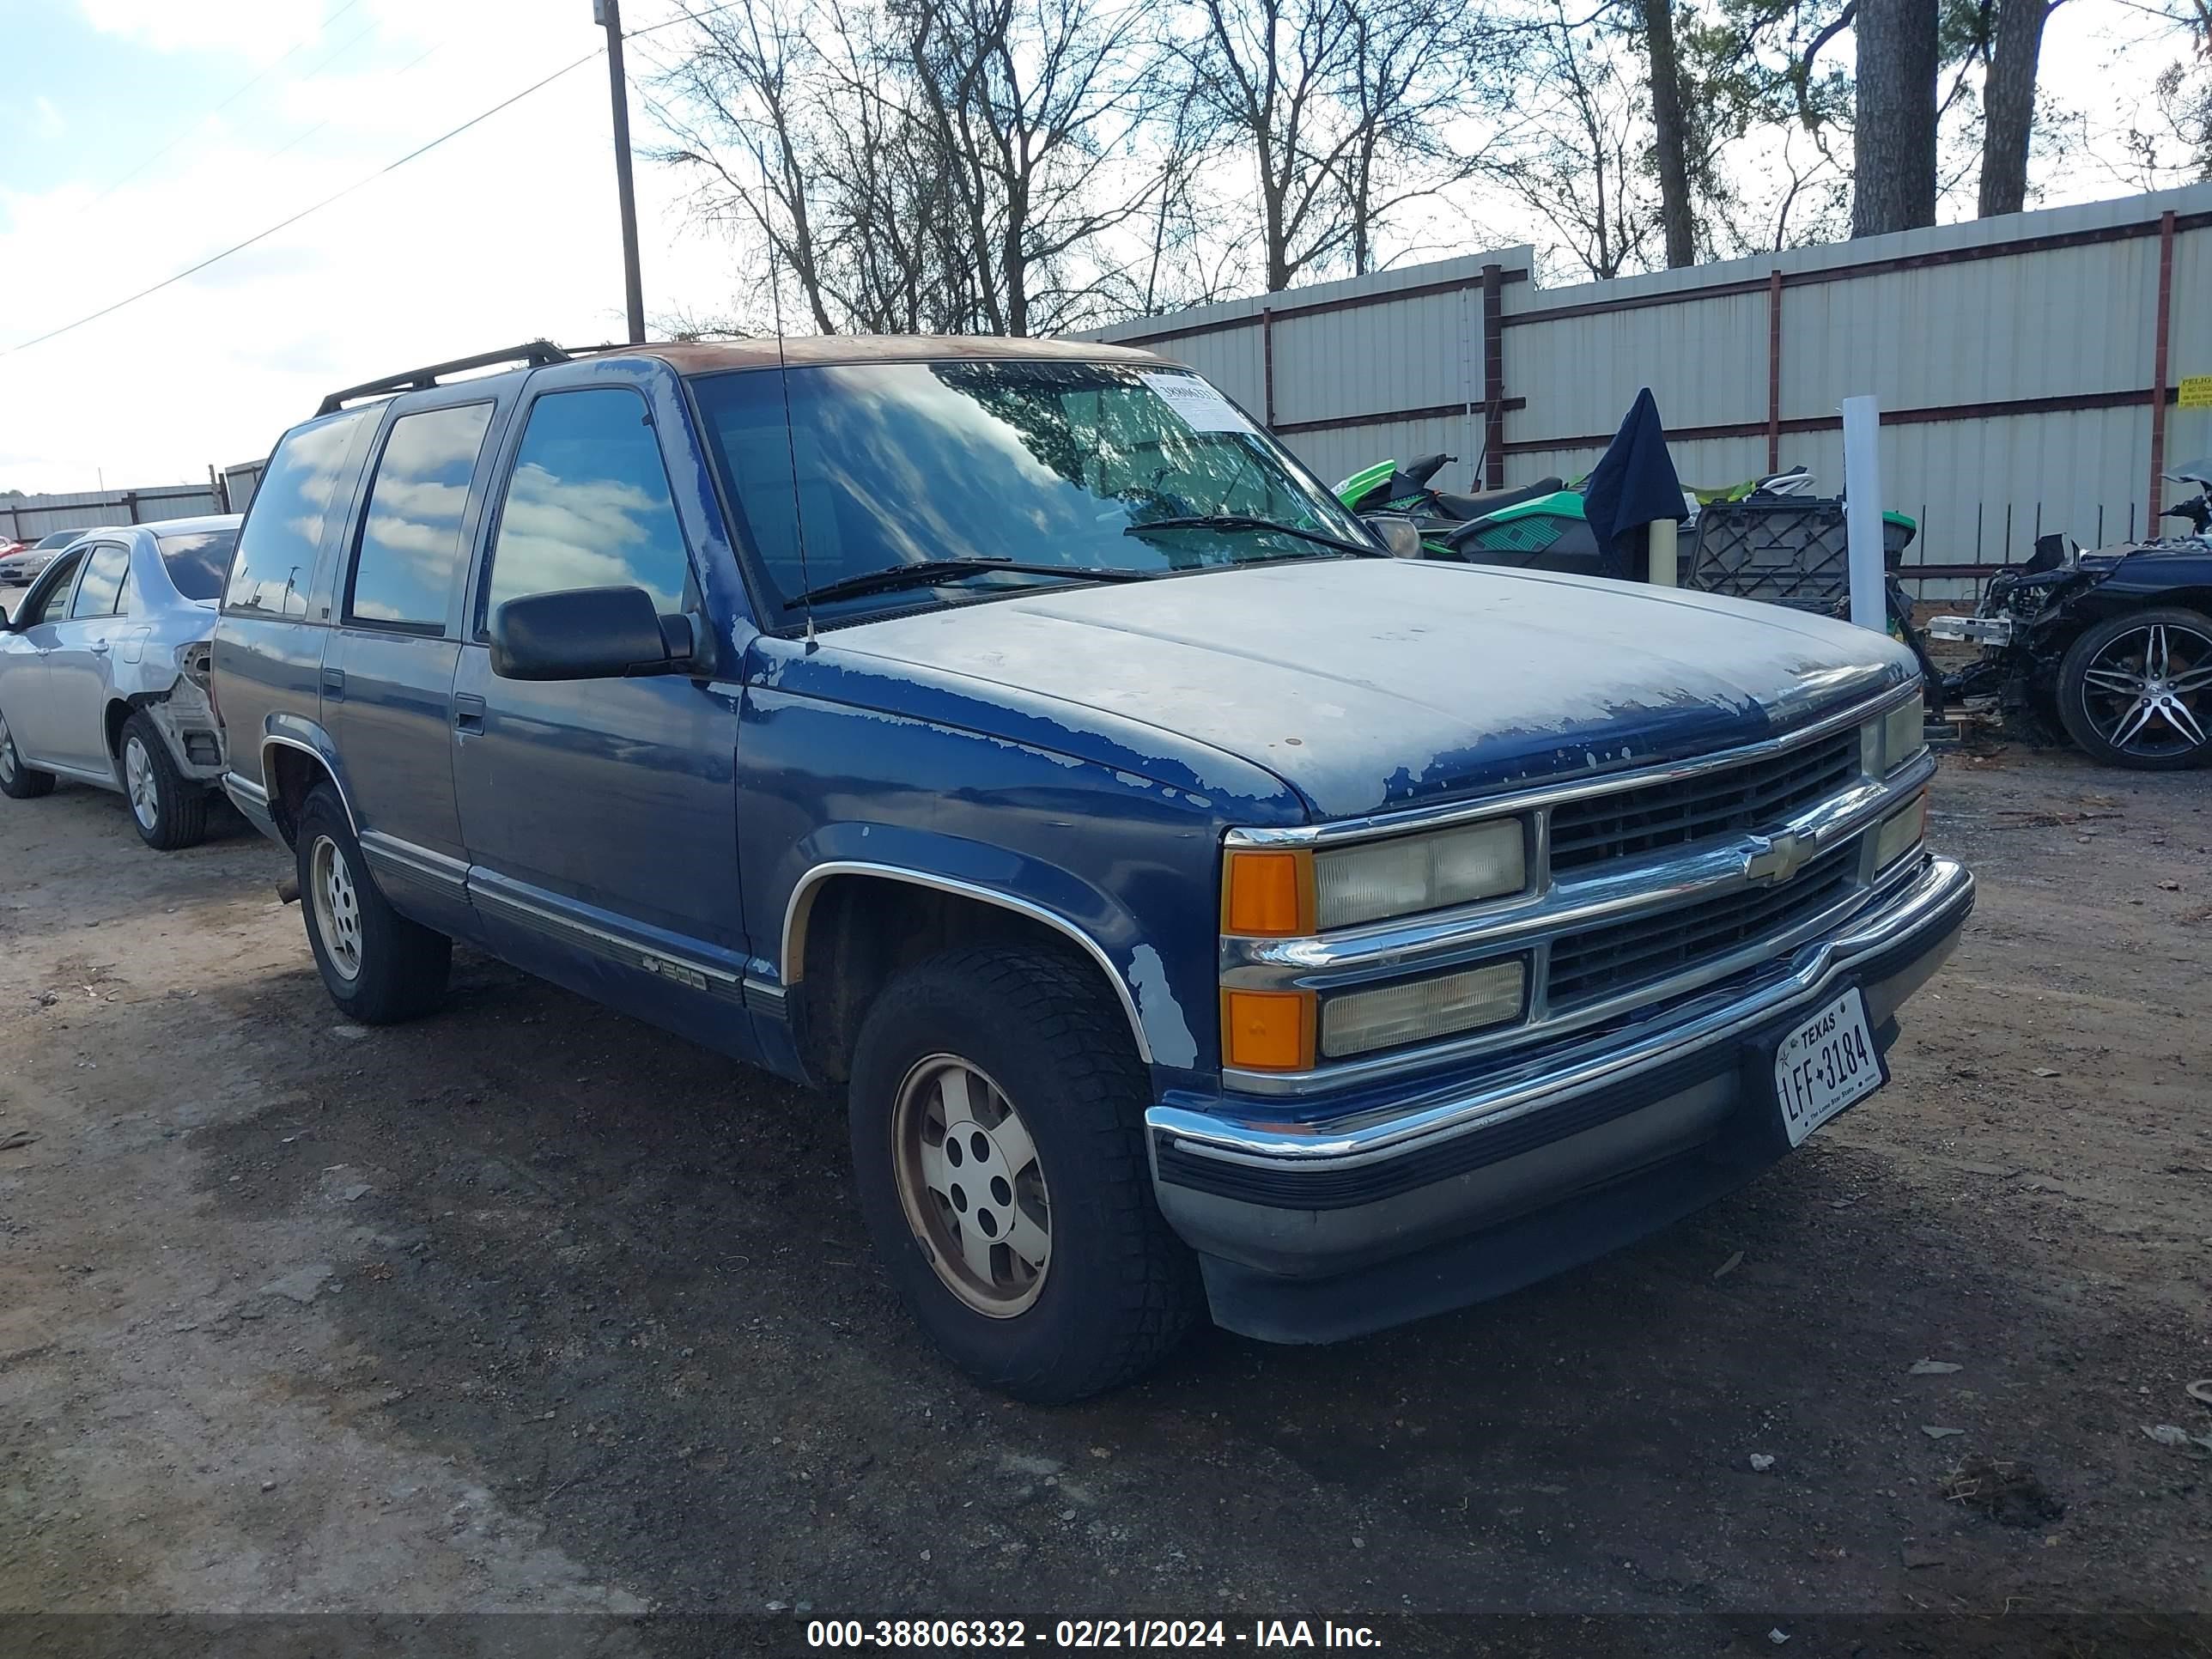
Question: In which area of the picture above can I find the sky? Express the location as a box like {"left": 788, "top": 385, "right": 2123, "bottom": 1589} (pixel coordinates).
{"left": 0, "top": 0, "right": 2199, "bottom": 496}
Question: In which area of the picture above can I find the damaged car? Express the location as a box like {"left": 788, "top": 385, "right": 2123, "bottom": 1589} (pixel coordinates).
{"left": 0, "top": 515, "right": 236, "bottom": 848}
{"left": 1930, "top": 463, "right": 2212, "bottom": 769}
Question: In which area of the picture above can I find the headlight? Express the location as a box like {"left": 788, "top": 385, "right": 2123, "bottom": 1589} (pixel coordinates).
{"left": 1874, "top": 792, "right": 1929, "bottom": 872}
{"left": 1311, "top": 819, "right": 1528, "bottom": 930}
{"left": 1319, "top": 958, "right": 1527, "bottom": 1058}
{"left": 1863, "top": 695, "right": 1928, "bottom": 776}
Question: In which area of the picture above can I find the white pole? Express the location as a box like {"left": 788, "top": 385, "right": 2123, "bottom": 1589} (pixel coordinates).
{"left": 1646, "top": 516, "right": 1677, "bottom": 586}
{"left": 1840, "top": 394, "right": 1886, "bottom": 632}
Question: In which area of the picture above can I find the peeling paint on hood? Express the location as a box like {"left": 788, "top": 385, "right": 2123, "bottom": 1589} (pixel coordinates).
{"left": 818, "top": 559, "right": 1916, "bottom": 822}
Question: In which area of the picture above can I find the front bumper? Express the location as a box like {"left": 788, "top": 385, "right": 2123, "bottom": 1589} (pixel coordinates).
{"left": 1146, "top": 854, "right": 1974, "bottom": 1342}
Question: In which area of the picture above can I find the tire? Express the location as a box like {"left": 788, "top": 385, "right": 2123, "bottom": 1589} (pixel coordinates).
{"left": 0, "top": 707, "right": 54, "bottom": 800}
{"left": 118, "top": 710, "right": 209, "bottom": 851}
{"left": 2055, "top": 606, "right": 2212, "bottom": 771}
{"left": 847, "top": 945, "right": 1201, "bottom": 1401}
{"left": 295, "top": 783, "right": 451, "bottom": 1023}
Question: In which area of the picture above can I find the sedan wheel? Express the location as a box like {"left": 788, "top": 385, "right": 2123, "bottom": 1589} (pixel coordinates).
{"left": 124, "top": 734, "right": 161, "bottom": 831}
{"left": 0, "top": 710, "right": 55, "bottom": 801}
{"left": 2058, "top": 607, "right": 2212, "bottom": 769}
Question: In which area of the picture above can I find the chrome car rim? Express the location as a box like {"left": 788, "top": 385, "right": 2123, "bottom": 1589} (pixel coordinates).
{"left": 309, "top": 836, "right": 364, "bottom": 981}
{"left": 125, "top": 735, "right": 161, "bottom": 830}
{"left": 0, "top": 715, "right": 15, "bottom": 784}
{"left": 2079, "top": 621, "right": 2212, "bottom": 758}
{"left": 890, "top": 1055, "right": 1051, "bottom": 1317}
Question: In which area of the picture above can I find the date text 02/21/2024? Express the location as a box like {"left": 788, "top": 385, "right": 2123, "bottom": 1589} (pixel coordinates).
{"left": 805, "top": 1619, "right": 1383, "bottom": 1649}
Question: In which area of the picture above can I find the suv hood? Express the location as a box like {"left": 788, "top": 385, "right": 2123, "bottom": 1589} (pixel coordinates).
{"left": 819, "top": 560, "right": 1914, "bottom": 822}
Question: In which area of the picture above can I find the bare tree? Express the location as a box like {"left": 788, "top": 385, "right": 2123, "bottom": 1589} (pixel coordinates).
{"left": 1174, "top": 0, "right": 1492, "bottom": 292}
{"left": 1852, "top": 0, "right": 1938, "bottom": 234}
{"left": 1477, "top": 0, "right": 1656, "bottom": 280}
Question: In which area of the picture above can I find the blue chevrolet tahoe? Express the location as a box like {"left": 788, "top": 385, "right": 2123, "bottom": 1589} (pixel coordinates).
{"left": 211, "top": 336, "right": 1974, "bottom": 1401}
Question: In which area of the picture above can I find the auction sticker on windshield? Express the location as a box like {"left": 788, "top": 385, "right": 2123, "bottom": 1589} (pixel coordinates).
{"left": 1773, "top": 987, "right": 1887, "bottom": 1146}
{"left": 1139, "top": 372, "right": 1256, "bottom": 434}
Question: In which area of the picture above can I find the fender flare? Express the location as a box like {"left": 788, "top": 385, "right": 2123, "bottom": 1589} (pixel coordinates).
{"left": 781, "top": 860, "right": 1162, "bottom": 1066}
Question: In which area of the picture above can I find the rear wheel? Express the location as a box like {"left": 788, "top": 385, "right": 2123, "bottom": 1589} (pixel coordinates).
{"left": 295, "top": 783, "right": 451, "bottom": 1022}
{"left": 847, "top": 946, "right": 1200, "bottom": 1401}
{"left": 2056, "top": 607, "right": 2212, "bottom": 770}
{"left": 119, "top": 711, "right": 208, "bottom": 850}
{"left": 0, "top": 709, "right": 54, "bottom": 800}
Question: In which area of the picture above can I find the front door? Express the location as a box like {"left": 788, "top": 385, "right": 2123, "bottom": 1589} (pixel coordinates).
{"left": 450, "top": 378, "right": 753, "bottom": 1056}
{"left": 41, "top": 538, "right": 132, "bottom": 773}
{"left": 4, "top": 548, "right": 89, "bottom": 763}
{"left": 319, "top": 397, "right": 498, "bottom": 937}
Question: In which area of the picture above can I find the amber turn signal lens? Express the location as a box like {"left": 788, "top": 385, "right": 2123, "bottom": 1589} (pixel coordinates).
{"left": 1220, "top": 989, "right": 1316, "bottom": 1072}
{"left": 1222, "top": 848, "right": 1313, "bottom": 937}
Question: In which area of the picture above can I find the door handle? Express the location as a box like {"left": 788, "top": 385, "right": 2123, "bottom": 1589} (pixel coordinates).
{"left": 321, "top": 665, "right": 346, "bottom": 699}
{"left": 452, "top": 692, "right": 486, "bottom": 733}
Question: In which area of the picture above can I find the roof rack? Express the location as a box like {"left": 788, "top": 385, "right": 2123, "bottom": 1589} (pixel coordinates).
{"left": 315, "top": 339, "right": 573, "bottom": 416}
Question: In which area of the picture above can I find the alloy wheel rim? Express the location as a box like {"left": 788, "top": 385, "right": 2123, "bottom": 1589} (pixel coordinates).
{"left": 2079, "top": 621, "right": 2212, "bottom": 757}
{"left": 125, "top": 736, "right": 160, "bottom": 830}
{"left": 0, "top": 716, "right": 15, "bottom": 784}
{"left": 890, "top": 1054, "right": 1052, "bottom": 1317}
{"left": 308, "top": 836, "right": 364, "bottom": 981}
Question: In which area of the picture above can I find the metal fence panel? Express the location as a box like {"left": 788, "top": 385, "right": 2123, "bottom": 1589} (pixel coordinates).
{"left": 1088, "top": 180, "right": 2212, "bottom": 590}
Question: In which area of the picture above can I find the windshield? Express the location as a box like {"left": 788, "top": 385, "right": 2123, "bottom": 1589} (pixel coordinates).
{"left": 689, "top": 360, "right": 1374, "bottom": 620}
{"left": 33, "top": 531, "right": 83, "bottom": 550}
{"left": 156, "top": 528, "right": 239, "bottom": 601}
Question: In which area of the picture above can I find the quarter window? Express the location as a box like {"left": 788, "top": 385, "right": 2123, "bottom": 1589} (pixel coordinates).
{"left": 483, "top": 387, "right": 692, "bottom": 623}
{"left": 347, "top": 402, "right": 495, "bottom": 633}
{"left": 227, "top": 406, "right": 373, "bottom": 617}
{"left": 71, "top": 543, "right": 130, "bottom": 618}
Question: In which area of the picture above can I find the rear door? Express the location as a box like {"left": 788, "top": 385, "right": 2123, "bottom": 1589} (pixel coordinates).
{"left": 319, "top": 395, "right": 499, "bottom": 935}
{"left": 450, "top": 368, "right": 755, "bottom": 1053}
{"left": 41, "top": 538, "right": 133, "bottom": 773}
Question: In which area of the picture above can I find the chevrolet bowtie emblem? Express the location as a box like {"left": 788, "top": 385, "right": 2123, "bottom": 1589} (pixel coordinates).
{"left": 1742, "top": 830, "right": 1814, "bottom": 885}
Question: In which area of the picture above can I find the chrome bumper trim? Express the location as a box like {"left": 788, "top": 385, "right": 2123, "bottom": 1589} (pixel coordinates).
{"left": 1152, "top": 853, "right": 1972, "bottom": 1175}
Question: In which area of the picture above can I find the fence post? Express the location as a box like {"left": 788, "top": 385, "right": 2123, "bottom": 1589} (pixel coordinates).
{"left": 1765, "top": 269, "right": 1784, "bottom": 476}
{"left": 1481, "top": 264, "right": 1506, "bottom": 489}
{"left": 1261, "top": 307, "right": 1276, "bottom": 429}
{"left": 1842, "top": 396, "right": 1886, "bottom": 632}
{"left": 2148, "top": 208, "right": 2176, "bottom": 526}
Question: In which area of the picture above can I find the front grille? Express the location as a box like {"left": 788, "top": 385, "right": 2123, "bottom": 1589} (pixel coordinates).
{"left": 1547, "top": 840, "right": 1861, "bottom": 1010}
{"left": 1548, "top": 730, "right": 1861, "bottom": 872}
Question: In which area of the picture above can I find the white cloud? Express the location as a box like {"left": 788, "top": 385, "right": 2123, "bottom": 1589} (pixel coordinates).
{"left": 79, "top": 0, "right": 326, "bottom": 61}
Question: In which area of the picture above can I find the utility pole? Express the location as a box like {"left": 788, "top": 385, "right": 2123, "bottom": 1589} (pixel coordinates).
{"left": 594, "top": 0, "right": 646, "bottom": 343}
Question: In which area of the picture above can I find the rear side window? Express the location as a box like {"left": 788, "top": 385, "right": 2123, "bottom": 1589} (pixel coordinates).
{"left": 71, "top": 543, "right": 130, "bottom": 618}
{"left": 347, "top": 403, "right": 495, "bottom": 634}
{"left": 483, "top": 387, "right": 692, "bottom": 621}
{"left": 228, "top": 408, "right": 373, "bottom": 617}
{"left": 156, "top": 528, "right": 238, "bottom": 602}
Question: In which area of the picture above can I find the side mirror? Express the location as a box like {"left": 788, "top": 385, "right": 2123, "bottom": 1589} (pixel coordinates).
{"left": 1364, "top": 514, "right": 1426, "bottom": 559}
{"left": 489, "top": 586, "right": 686, "bottom": 681}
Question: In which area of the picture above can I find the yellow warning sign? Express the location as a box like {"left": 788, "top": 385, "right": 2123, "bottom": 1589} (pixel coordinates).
{"left": 2180, "top": 374, "right": 2212, "bottom": 410}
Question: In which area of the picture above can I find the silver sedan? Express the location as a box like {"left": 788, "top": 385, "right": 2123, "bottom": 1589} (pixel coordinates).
{"left": 0, "top": 516, "right": 238, "bottom": 849}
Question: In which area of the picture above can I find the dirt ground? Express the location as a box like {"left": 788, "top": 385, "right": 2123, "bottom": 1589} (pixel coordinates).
{"left": 1, "top": 742, "right": 2208, "bottom": 1656}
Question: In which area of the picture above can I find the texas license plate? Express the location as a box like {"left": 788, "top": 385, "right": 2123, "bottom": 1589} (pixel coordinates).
{"left": 1773, "top": 988, "right": 1887, "bottom": 1146}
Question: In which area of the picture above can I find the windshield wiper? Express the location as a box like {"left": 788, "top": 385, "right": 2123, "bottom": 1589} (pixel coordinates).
{"left": 786, "top": 557, "right": 1152, "bottom": 609}
{"left": 1123, "top": 515, "right": 1384, "bottom": 559}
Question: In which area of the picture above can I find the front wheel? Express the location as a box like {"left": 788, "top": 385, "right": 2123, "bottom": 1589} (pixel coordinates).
{"left": 0, "top": 708, "right": 54, "bottom": 800}
{"left": 2056, "top": 606, "right": 2212, "bottom": 770}
{"left": 295, "top": 783, "right": 452, "bottom": 1022}
{"left": 847, "top": 946, "right": 1201, "bottom": 1401}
